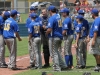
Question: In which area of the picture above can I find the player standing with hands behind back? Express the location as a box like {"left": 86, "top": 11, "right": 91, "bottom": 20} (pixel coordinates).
{"left": 3, "top": 10, "right": 22, "bottom": 70}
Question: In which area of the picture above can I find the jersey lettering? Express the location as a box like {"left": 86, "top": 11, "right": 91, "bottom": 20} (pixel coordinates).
{"left": 58, "top": 19, "right": 62, "bottom": 27}
{"left": 34, "top": 25, "right": 40, "bottom": 33}
{"left": 4, "top": 23, "right": 10, "bottom": 31}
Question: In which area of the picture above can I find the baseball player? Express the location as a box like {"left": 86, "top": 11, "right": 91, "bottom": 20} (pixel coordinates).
{"left": 46, "top": 5, "right": 67, "bottom": 71}
{"left": 60, "top": 8, "right": 74, "bottom": 69}
{"left": 88, "top": 8, "right": 100, "bottom": 71}
{"left": 0, "top": 11, "right": 10, "bottom": 68}
{"left": 26, "top": 7, "right": 38, "bottom": 68}
{"left": 3, "top": 10, "right": 22, "bottom": 70}
{"left": 73, "top": 9, "right": 89, "bottom": 68}
{"left": 40, "top": 9, "right": 50, "bottom": 68}
{"left": 75, "top": 15, "right": 85, "bottom": 69}
{"left": 28, "top": 13, "right": 42, "bottom": 69}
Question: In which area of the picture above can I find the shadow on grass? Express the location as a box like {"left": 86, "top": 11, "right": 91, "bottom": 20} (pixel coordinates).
{"left": 86, "top": 66, "right": 94, "bottom": 69}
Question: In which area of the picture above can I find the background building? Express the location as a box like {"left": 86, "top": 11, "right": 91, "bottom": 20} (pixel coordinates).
{"left": 1, "top": 0, "right": 92, "bottom": 13}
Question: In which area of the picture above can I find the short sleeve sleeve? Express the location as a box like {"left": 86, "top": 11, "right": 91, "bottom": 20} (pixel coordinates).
{"left": 47, "top": 17, "right": 53, "bottom": 28}
{"left": 93, "top": 20, "right": 99, "bottom": 32}
{"left": 0, "top": 18, "right": 3, "bottom": 26}
{"left": 28, "top": 24, "right": 33, "bottom": 34}
{"left": 14, "top": 22, "right": 19, "bottom": 32}
{"left": 62, "top": 19, "right": 69, "bottom": 30}
{"left": 76, "top": 25, "right": 81, "bottom": 33}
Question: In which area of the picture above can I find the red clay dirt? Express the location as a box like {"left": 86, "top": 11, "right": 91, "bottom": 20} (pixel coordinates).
{"left": 0, "top": 46, "right": 76, "bottom": 75}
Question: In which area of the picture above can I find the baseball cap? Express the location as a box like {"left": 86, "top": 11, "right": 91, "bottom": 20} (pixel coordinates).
{"left": 78, "top": 9, "right": 85, "bottom": 14}
{"left": 4, "top": 11, "right": 10, "bottom": 18}
{"left": 76, "top": 15, "right": 83, "bottom": 20}
{"left": 48, "top": 5, "right": 56, "bottom": 11}
{"left": 30, "top": 13, "right": 38, "bottom": 18}
{"left": 91, "top": 8, "right": 99, "bottom": 14}
{"left": 30, "top": 6, "right": 37, "bottom": 11}
{"left": 11, "top": 10, "right": 18, "bottom": 15}
{"left": 60, "top": 8, "right": 70, "bottom": 13}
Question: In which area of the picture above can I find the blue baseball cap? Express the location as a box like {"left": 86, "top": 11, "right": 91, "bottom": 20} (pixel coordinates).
{"left": 48, "top": 5, "right": 56, "bottom": 11}
{"left": 30, "top": 13, "right": 38, "bottom": 18}
{"left": 60, "top": 8, "right": 69, "bottom": 13}
{"left": 30, "top": 6, "right": 37, "bottom": 11}
{"left": 78, "top": 9, "right": 85, "bottom": 14}
{"left": 4, "top": 11, "right": 10, "bottom": 18}
{"left": 76, "top": 15, "right": 83, "bottom": 20}
{"left": 91, "top": 8, "right": 99, "bottom": 14}
{"left": 11, "top": 10, "right": 18, "bottom": 15}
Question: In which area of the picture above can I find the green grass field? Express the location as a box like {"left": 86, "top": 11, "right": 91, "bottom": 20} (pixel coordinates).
{"left": 5, "top": 37, "right": 28, "bottom": 57}
{"left": 16, "top": 53, "right": 99, "bottom": 75}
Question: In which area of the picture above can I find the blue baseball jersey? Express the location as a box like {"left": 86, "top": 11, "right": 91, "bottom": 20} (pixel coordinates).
{"left": 73, "top": 18, "right": 89, "bottom": 37}
{"left": 0, "top": 16, "right": 4, "bottom": 35}
{"left": 89, "top": 17, "right": 100, "bottom": 38}
{"left": 3, "top": 18, "right": 19, "bottom": 39}
{"left": 26, "top": 17, "right": 31, "bottom": 28}
{"left": 76, "top": 23, "right": 84, "bottom": 39}
{"left": 47, "top": 14, "right": 62, "bottom": 39}
{"left": 35, "top": 16, "right": 42, "bottom": 25}
{"left": 28, "top": 21, "right": 41, "bottom": 37}
{"left": 62, "top": 17, "right": 74, "bottom": 35}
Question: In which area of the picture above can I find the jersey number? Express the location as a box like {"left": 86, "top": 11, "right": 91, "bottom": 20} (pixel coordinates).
{"left": 34, "top": 26, "right": 40, "bottom": 33}
{"left": 58, "top": 19, "right": 62, "bottom": 27}
{"left": 4, "top": 23, "right": 10, "bottom": 31}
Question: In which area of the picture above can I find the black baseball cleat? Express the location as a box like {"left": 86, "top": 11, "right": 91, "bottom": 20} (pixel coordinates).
{"left": 76, "top": 65, "right": 86, "bottom": 69}
{"left": 8, "top": 67, "right": 21, "bottom": 70}
{"left": 31, "top": 66, "right": 42, "bottom": 70}
{"left": 92, "top": 66, "right": 100, "bottom": 72}
{"left": 42, "top": 64, "right": 50, "bottom": 68}
{"left": 0, "top": 64, "right": 8, "bottom": 68}
{"left": 61, "top": 67, "right": 69, "bottom": 71}
{"left": 27, "top": 64, "right": 35, "bottom": 69}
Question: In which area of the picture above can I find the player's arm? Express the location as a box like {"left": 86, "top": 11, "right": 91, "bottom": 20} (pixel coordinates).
{"left": 75, "top": 32, "right": 80, "bottom": 48}
{"left": 46, "top": 28, "right": 52, "bottom": 35}
{"left": 0, "top": 19, "right": 3, "bottom": 29}
{"left": 75, "top": 26, "right": 81, "bottom": 48}
{"left": 14, "top": 23, "right": 22, "bottom": 41}
{"left": 92, "top": 21, "right": 99, "bottom": 46}
{"left": 62, "top": 20, "right": 68, "bottom": 36}
{"left": 46, "top": 18, "right": 53, "bottom": 35}
{"left": 28, "top": 33, "right": 32, "bottom": 42}
{"left": 15, "top": 32, "right": 22, "bottom": 41}
{"left": 28, "top": 24, "right": 33, "bottom": 42}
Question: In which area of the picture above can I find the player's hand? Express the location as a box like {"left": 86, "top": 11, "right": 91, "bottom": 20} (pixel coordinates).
{"left": 62, "top": 30, "right": 66, "bottom": 36}
{"left": 18, "top": 38, "right": 22, "bottom": 41}
{"left": 91, "top": 40, "right": 95, "bottom": 47}
{"left": 74, "top": 43, "right": 78, "bottom": 48}
{"left": 28, "top": 41, "right": 31, "bottom": 45}
{"left": 42, "top": 25, "right": 46, "bottom": 30}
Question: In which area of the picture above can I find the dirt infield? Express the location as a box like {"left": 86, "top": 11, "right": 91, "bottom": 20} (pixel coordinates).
{"left": 0, "top": 47, "right": 76, "bottom": 75}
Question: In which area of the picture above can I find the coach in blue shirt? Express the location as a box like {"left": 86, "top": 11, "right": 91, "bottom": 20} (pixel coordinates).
{"left": 89, "top": 8, "right": 100, "bottom": 71}
{"left": 3, "top": 10, "right": 22, "bottom": 70}
{"left": 46, "top": 5, "right": 67, "bottom": 71}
